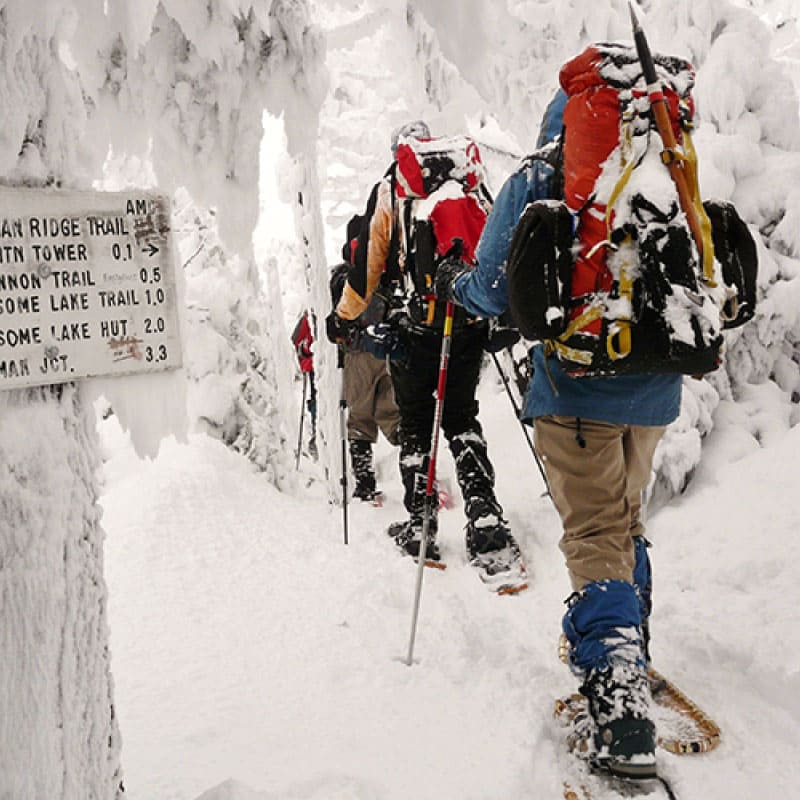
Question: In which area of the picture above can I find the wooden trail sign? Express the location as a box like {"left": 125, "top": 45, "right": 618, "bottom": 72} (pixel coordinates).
{"left": 0, "top": 187, "right": 182, "bottom": 390}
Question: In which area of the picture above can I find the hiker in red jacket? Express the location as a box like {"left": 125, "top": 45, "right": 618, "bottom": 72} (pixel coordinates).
{"left": 291, "top": 311, "right": 317, "bottom": 458}
{"left": 292, "top": 312, "right": 314, "bottom": 375}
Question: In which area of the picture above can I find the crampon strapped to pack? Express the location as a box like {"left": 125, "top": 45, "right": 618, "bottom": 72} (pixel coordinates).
{"left": 508, "top": 43, "right": 757, "bottom": 377}
{"left": 393, "top": 134, "right": 490, "bottom": 328}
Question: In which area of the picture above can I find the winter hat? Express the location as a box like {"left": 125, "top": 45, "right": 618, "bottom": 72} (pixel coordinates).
{"left": 390, "top": 119, "right": 431, "bottom": 155}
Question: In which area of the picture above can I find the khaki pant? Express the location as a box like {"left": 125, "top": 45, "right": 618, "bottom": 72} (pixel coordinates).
{"left": 343, "top": 351, "right": 400, "bottom": 444}
{"left": 533, "top": 415, "right": 665, "bottom": 591}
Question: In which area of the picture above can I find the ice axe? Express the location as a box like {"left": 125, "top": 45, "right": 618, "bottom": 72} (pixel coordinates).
{"left": 628, "top": 2, "right": 716, "bottom": 285}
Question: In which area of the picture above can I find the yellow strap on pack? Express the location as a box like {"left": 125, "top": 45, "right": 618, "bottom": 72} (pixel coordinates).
{"left": 584, "top": 123, "right": 637, "bottom": 262}
{"left": 547, "top": 305, "right": 603, "bottom": 369}
{"left": 607, "top": 320, "right": 632, "bottom": 360}
{"left": 558, "top": 304, "right": 603, "bottom": 342}
{"left": 607, "top": 243, "right": 635, "bottom": 361}
{"left": 549, "top": 340, "right": 594, "bottom": 366}
{"left": 681, "top": 124, "right": 717, "bottom": 287}
{"left": 425, "top": 275, "right": 436, "bottom": 324}
{"left": 604, "top": 149, "right": 636, "bottom": 240}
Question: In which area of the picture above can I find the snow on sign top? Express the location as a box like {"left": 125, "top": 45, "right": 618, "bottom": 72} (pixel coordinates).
{"left": 0, "top": 187, "right": 182, "bottom": 391}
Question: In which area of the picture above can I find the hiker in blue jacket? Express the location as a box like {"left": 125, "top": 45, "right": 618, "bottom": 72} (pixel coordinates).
{"left": 435, "top": 89, "right": 681, "bottom": 778}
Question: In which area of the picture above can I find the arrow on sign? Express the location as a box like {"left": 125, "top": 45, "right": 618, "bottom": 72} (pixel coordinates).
{"left": 143, "top": 242, "right": 159, "bottom": 257}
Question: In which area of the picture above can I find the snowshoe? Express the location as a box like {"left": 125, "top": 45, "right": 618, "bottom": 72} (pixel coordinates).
{"left": 557, "top": 635, "right": 721, "bottom": 757}
{"left": 469, "top": 542, "right": 528, "bottom": 594}
{"left": 350, "top": 440, "right": 378, "bottom": 502}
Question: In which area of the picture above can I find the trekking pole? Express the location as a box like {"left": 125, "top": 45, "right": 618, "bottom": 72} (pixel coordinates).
{"left": 405, "top": 300, "right": 454, "bottom": 666}
{"left": 490, "top": 350, "right": 551, "bottom": 496}
{"left": 337, "top": 346, "right": 349, "bottom": 545}
{"left": 295, "top": 371, "right": 308, "bottom": 470}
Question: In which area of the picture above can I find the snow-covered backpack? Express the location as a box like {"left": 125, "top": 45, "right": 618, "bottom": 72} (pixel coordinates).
{"left": 393, "top": 134, "right": 491, "bottom": 327}
{"left": 507, "top": 43, "right": 757, "bottom": 377}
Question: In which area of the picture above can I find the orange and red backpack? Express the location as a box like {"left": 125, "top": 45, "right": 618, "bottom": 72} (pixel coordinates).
{"left": 507, "top": 43, "right": 757, "bottom": 377}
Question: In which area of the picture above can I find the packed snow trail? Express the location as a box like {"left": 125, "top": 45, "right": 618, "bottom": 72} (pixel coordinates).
{"left": 101, "top": 378, "right": 564, "bottom": 800}
{"left": 102, "top": 375, "right": 800, "bottom": 800}
{"left": 102, "top": 9, "right": 800, "bottom": 798}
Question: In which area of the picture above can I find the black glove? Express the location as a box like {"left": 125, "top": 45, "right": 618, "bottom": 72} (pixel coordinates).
{"left": 485, "top": 313, "right": 521, "bottom": 353}
{"left": 362, "top": 323, "right": 409, "bottom": 365}
{"left": 433, "top": 257, "right": 468, "bottom": 304}
{"left": 325, "top": 311, "right": 356, "bottom": 345}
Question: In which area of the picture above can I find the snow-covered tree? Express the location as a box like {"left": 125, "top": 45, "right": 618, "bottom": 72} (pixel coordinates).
{"left": 316, "top": 0, "right": 800, "bottom": 506}
{"left": 1, "top": 1, "right": 326, "bottom": 795}
{"left": 0, "top": 7, "right": 124, "bottom": 797}
{"left": 4, "top": 1, "right": 800, "bottom": 794}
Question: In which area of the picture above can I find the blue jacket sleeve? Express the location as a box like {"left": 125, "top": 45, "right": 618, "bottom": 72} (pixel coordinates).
{"left": 452, "top": 168, "right": 531, "bottom": 318}
{"left": 454, "top": 88, "right": 566, "bottom": 319}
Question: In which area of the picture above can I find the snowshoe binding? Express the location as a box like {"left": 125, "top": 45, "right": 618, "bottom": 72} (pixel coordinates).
{"left": 465, "top": 501, "right": 528, "bottom": 594}
{"left": 387, "top": 520, "right": 445, "bottom": 570}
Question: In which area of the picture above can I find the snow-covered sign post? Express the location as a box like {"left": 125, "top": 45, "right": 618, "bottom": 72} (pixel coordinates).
{"left": 0, "top": 189, "right": 182, "bottom": 389}
{"left": 0, "top": 187, "right": 182, "bottom": 796}
{"left": 2, "top": 0, "right": 326, "bottom": 795}
{"left": 1, "top": 10, "right": 126, "bottom": 799}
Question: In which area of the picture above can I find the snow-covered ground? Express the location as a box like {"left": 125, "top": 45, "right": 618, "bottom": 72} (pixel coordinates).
{"left": 95, "top": 3, "right": 800, "bottom": 798}
{"left": 101, "top": 370, "right": 800, "bottom": 800}
{"left": 2, "top": 0, "right": 800, "bottom": 797}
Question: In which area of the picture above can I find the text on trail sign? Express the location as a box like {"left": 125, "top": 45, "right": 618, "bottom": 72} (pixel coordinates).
{"left": 0, "top": 188, "right": 182, "bottom": 390}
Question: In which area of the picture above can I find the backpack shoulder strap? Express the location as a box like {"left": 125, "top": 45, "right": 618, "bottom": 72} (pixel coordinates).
{"left": 347, "top": 174, "right": 402, "bottom": 298}
{"left": 521, "top": 129, "right": 565, "bottom": 203}
{"left": 384, "top": 164, "right": 403, "bottom": 287}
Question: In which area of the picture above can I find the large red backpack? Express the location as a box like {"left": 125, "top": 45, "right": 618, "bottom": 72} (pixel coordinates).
{"left": 560, "top": 43, "right": 732, "bottom": 376}
{"left": 393, "top": 134, "right": 490, "bottom": 326}
{"left": 509, "top": 43, "right": 754, "bottom": 377}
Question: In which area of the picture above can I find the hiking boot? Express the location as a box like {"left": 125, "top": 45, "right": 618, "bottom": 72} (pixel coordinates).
{"left": 399, "top": 438, "right": 437, "bottom": 516}
{"left": 562, "top": 580, "right": 655, "bottom": 779}
{"left": 465, "top": 497, "right": 512, "bottom": 556}
{"left": 353, "top": 481, "right": 378, "bottom": 502}
{"left": 387, "top": 519, "right": 441, "bottom": 563}
{"left": 449, "top": 428, "right": 496, "bottom": 514}
{"left": 582, "top": 661, "right": 656, "bottom": 779}
{"left": 350, "top": 440, "right": 377, "bottom": 501}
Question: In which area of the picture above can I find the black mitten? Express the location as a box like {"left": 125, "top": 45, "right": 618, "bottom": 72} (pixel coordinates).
{"left": 325, "top": 311, "right": 356, "bottom": 344}
{"left": 433, "top": 257, "right": 468, "bottom": 304}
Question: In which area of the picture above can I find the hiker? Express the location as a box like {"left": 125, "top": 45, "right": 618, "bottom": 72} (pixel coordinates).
{"left": 330, "top": 228, "right": 402, "bottom": 503}
{"left": 435, "top": 84, "right": 674, "bottom": 776}
{"left": 325, "top": 120, "right": 524, "bottom": 587}
{"left": 436, "top": 28, "right": 755, "bottom": 768}
{"left": 291, "top": 310, "right": 317, "bottom": 459}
